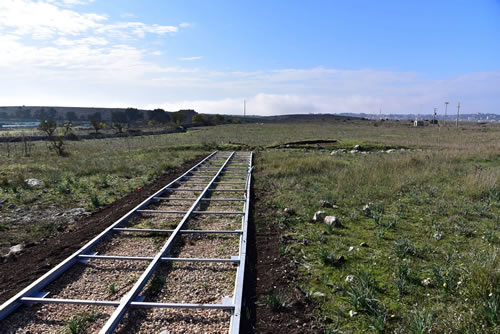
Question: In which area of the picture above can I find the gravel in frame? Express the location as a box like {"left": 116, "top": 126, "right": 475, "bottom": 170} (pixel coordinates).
{"left": 143, "top": 262, "right": 236, "bottom": 304}
{"left": 91, "top": 232, "right": 169, "bottom": 257}
{"left": 184, "top": 214, "right": 241, "bottom": 231}
{"left": 43, "top": 260, "right": 148, "bottom": 301}
{"left": 0, "top": 304, "right": 114, "bottom": 333}
{"left": 115, "top": 308, "right": 231, "bottom": 334}
{"left": 172, "top": 234, "right": 239, "bottom": 259}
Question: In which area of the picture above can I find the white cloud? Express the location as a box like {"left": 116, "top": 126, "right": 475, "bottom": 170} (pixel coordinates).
{"left": 0, "top": 0, "right": 106, "bottom": 39}
{"left": 0, "top": 0, "right": 180, "bottom": 40}
{"left": 147, "top": 94, "right": 384, "bottom": 115}
{"left": 54, "top": 36, "right": 109, "bottom": 46}
{"left": 151, "top": 51, "right": 164, "bottom": 56}
{"left": 96, "top": 22, "right": 178, "bottom": 38}
{"left": 179, "top": 56, "right": 202, "bottom": 61}
{"left": 179, "top": 22, "right": 191, "bottom": 28}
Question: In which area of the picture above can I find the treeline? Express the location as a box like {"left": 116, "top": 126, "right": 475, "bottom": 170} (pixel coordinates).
{"left": 192, "top": 114, "right": 242, "bottom": 126}
{"left": 0, "top": 107, "right": 197, "bottom": 124}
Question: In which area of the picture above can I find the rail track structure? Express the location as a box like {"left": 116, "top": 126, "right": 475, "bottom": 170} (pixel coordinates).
{"left": 0, "top": 151, "right": 253, "bottom": 333}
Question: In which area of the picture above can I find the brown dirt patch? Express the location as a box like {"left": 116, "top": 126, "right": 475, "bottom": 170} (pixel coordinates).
{"left": 242, "top": 164, "right": 321, "bottom": 333}
{"left": 0, "top": 155, "right": 205, "bottom": 304}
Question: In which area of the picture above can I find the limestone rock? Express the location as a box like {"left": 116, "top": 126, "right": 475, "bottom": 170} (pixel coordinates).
{"left": 25, "top": 178, "right": 45, "bottom": 187}
{"left": 324, "top": 216, "right": 343, "bottom": 228}
{"left": 312, "top": 211, "right": 326, "bottom": 222}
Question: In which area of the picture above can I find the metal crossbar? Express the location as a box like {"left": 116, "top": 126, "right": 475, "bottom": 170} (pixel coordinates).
{"left": 99, "top": 152, "right": 236, "bottom": 333}
{"left": 136, "top": 210, "right": 244, "bottom": 215}
{"left": 0, "top": 151, "right": 253, "bottom": 334}
{"left": 112, "top": 227, "right": 243, "bottom": 234}
{"left": 0, "top": 151, "right": 217, "bottom": 322}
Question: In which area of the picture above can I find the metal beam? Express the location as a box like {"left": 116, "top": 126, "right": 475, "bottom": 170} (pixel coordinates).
{"left": 0, "top": 151, "right": 217, "bottom": 322}
{"left": 77, "top": 254, "right": 240, "bottom": 263}
{"left": 99, "top": 152, "right": 235, "bottom": 333}
{"left": 113, "top": 228, "right": 242, "bottom": 234}
{"left": 136, "top": 210, "right": 244, "bottom": 215}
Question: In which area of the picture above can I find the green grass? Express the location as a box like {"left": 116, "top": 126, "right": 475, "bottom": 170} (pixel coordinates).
{"left": 2, "top": 119, "right": 500, "bottom": 332}
{"left": 253, "top": 122, "right": 500, "bottom": 332}
{"left": 65, "top": 310, "right": 99, "bottom": 334}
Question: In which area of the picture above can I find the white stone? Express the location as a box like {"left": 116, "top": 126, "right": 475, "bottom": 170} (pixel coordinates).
{"left": 25, "top": 178, "right": 45, "bottom": 187}
{"left": 324, "top": 216, "right": 342, "bottom": 227}
{"left": 312, "top": 211, "right": 326, "bottom": 222}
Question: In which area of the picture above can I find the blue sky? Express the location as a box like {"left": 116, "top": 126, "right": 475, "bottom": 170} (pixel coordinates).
{"left": 0, "top": 0, "right": 499, "bottom": 115}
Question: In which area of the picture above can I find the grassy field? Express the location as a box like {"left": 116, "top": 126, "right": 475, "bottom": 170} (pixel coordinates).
{"left": 251, "top": 122, "right": 500, "bottom": 332}
{"left": 2, "top": 119, "right": 500, "bottom": 332}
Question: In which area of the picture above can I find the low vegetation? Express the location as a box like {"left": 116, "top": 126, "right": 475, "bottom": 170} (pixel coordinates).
{"left": 254, "top": 123, "right": 500, "bottom": 332}
{"left": 2, "top": 119, "right": 500, "bottom": 332}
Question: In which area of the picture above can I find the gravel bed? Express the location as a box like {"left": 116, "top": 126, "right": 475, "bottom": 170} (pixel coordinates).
{"left": 0, "top": 304, "right": 113, "bottom": 333}
{"left": 44, "top": 260, "right": 148, "bottom": 301}
{"left": 172, "top": 234, "right": 239, "bottom": 258}
{"left": 144, "top": 262, "right": 236, "bottom": 303}
{"left": 116, "top": 308, "right": 231, "bottom": 333}
{"left": 91, "top": 232, "right": 168, "bottom": 257}
{"left": 126, "top": 212, "right": 184, "bottom": 230}
{"left": 185, "top": 214, "right": 241, "bottom": 231}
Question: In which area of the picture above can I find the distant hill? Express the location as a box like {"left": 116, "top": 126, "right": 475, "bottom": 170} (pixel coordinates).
{"left": 209, "top": 113, "right": 365, "bottom": 122}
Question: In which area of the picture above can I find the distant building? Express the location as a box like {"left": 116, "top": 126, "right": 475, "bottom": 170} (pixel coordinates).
{"left": 414, "top": 120, "right": 424, "bottom": 127}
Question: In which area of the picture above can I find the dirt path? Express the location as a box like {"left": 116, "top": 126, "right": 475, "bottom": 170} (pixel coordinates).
{"left": 243, "top": 158, "right": 320, "bottom": 334}
{"left": 0, "top": 155, "right": 205, "bottom": 305}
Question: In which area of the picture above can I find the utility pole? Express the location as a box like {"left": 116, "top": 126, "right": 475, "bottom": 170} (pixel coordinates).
{"left": 456, "top": 102, "right": 460, "bottom": 128}
{"left": 444, "top": 102, "right": 449, "bottom": 126}
{"left": 433, "top": 108, "right": 437, "bottom": 126}
{"left": 243, "top": 100, "right": 246, "bottom": 119}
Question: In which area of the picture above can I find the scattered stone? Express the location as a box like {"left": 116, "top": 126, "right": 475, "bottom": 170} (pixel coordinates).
{"left": 324, "top": 216, "right": 343, "bottom": 228}
{"left": 362, "top": 203, "right": 371, "bottom": 215}
{"left": 421, "top": 278, "right": 431, "bottom": 287}
{"left": 349, "top": 310, "right": 358, "bottom": 317}
{"left": 59, "top": 207, "right": 91, "bottom": 218}
{"left": 386, "top": 149, "right": 396, "bottom": 153}
{"left": 159, "top": 331, "right": 170, "bottom": 334}
{"left": 349, "top": 150, "right": 358, "bottom": 154}
{"left": 354, "top": 144, "right": 362, "bottom": 151}
{"left": 360, "top": 242, "right": 369, "bottom": 247}
{"left": 312, "top": 211, "right": 326, "bottom": 222}
{"left": 348, "top": 246, "right": 355, "bottom": 252}
{"left": 3, "top": 244, "right": 24, "bottom": 261}
{"left": 284, "top": 208, "right": 296, "bottom": 216}
{"left": 25, "top": 178, "right": 45, "bottom": 187}
{"left": 7, "top": 204, "right": 16, "bottom": 210}
{"left": 345, "top": 275, "right": 354, "bottom": 283}
{"left": 42, "top": 189, "right": 48, "bottom": 193}
{"left": 330, "top": 149, "right": 347, "bottom": 155}
{"left": 312, "top": 291, "right": 326, "bottom": 298}
{"left": 320, "top": 200, "right": 337, "bottom": 209}
{"left": 433, "top": 232, "right": 443, "bottom": 240}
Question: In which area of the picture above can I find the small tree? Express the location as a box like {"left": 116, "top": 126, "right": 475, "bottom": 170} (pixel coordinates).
{"left": 171, "top": 112, "right": 184, "bottom": 125}
{"left": 214, "top": 114, "right": 225, "bottom": 125}
{"left": 111, "top": 111, "right": 128, "bottom": 133}
{"left": 125, "top": 108, "right": 143, "bottom": 127}
{"left": 62, "top": 121, "right": 73, "bottom": 136}
{"left": 38, "top": 120, "right": 66, "bottom": 156}
{"left": 192, "top": 114, "right": 206, "bottom": 125}
{"left": 88, "top": 112, "right": 102, "bottom": 134}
